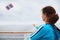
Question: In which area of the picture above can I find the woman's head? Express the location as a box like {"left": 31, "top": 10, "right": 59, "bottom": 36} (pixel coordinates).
{"left": 42, "top": 6, "right": 59, "bottom": 24}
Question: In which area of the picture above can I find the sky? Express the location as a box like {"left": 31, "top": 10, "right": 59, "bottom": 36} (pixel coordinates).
{"left": 0, "top": 0, "right": 60, "bottom": 32}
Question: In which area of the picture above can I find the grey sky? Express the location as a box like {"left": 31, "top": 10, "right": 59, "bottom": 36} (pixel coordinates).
{"left": 0, "top": 0, "right": 60, "bottom": 32}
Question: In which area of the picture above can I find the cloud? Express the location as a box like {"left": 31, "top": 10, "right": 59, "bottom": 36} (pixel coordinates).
{"left": 0, "top": 0, "right": 60, "bottom": 31}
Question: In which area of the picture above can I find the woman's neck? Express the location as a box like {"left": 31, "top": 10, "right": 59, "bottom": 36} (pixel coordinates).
{"left": 45, "top": 22, "right": 54, "bottom": 25}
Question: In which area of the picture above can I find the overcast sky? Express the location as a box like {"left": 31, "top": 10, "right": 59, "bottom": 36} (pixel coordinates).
{"left": 0, "top": 0, "right": 60, "bottom": 32}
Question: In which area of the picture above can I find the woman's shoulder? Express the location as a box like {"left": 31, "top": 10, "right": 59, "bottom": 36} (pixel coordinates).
{"left": 42, "top": 23, "right": 54, "bottom": 31}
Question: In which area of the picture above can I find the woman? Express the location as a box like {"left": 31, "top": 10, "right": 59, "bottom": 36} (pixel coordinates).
{"left": 30, "top": 6, "right": 60, "bottom": 40}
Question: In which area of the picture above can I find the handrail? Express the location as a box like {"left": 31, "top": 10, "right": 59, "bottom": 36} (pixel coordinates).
{"left": 0, "top": 32, "right": 32, "bottom": 34}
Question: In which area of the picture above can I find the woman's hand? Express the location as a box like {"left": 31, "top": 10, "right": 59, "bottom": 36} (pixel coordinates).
{"left": 32, "top": 24, "right": 36, "bottom": 32}
{"left": 32, "top": 24, "right": 36, "bottom": 27}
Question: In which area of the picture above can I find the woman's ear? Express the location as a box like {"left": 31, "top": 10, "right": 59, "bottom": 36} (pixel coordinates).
{"left": 45, "top": 17, "right": 48, "bottom": 22}
{"left": 42, "top": 14, "right": 47, "bottom": 21}
{"left": 44, "top": 15, "right": 48, "bottom": 22}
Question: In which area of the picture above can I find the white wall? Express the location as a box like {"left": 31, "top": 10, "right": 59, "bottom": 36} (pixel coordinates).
{"left": 0, "top": 0, "right": 60, "bottom": 32}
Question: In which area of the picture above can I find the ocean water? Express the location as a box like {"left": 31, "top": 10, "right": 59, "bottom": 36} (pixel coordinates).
{"left": 0, "top": 34, "right": 30, "bottom": 40}
{"left": 0, "top": 38, "right": 24, "bottom": 40}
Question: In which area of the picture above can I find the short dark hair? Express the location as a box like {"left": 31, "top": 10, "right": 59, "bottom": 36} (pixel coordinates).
{"left": 42, "top": 6, "right": 59, "bottom": 24}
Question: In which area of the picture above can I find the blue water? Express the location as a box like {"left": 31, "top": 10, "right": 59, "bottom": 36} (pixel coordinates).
{"left": 0, "top": 34, "right": 30, "bottom": 40}
{"left": 0, "top": 38, "right": 24, "bottom": 40}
